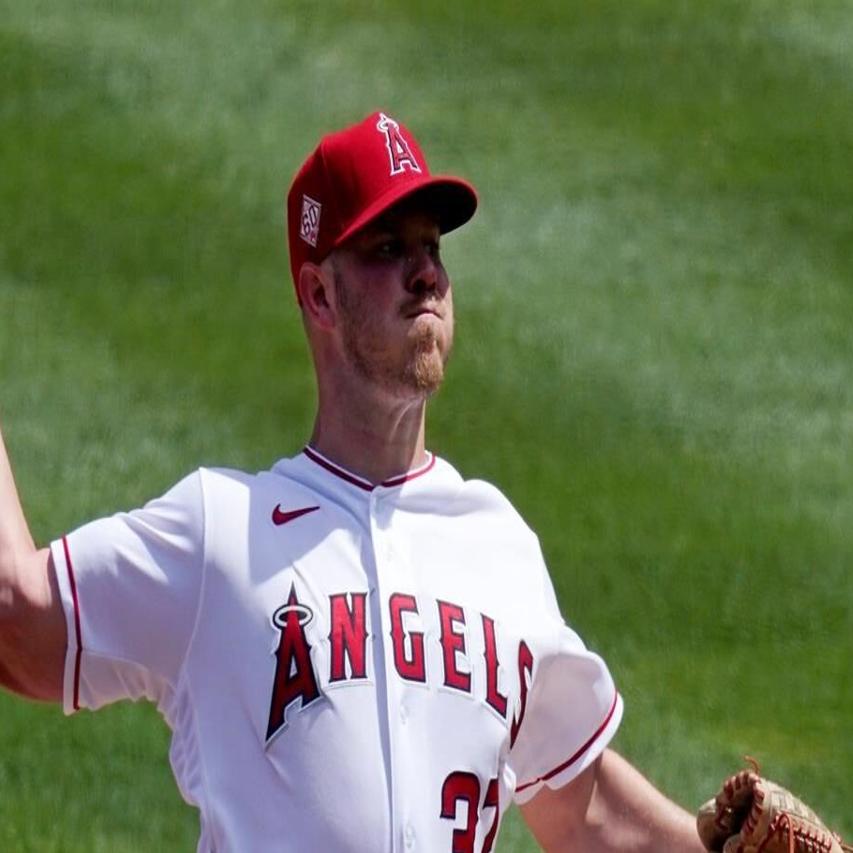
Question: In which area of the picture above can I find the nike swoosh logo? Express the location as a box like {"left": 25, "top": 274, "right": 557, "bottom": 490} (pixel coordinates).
{"left": 272, "top": 504, "right": 320, "bottom": 526}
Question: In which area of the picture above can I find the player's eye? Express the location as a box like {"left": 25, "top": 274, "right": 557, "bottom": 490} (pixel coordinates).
{"left": 375, "top": 238, "right": 403, "bottom": 259}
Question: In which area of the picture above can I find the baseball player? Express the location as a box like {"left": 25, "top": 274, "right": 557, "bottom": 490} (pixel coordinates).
{"left": 0, "top": 111, "right": 715, "bottom": 851}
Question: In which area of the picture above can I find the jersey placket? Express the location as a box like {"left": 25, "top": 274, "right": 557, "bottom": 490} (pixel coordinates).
{"left": 369, "top": 486, "right": 421, "bottom": 853}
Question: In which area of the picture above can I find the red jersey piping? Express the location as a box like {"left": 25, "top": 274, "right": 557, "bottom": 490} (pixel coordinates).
{"left": 515, "top": 691, "right": 620, "bottom": 794}
{"left": 62, "top": 536, "right": 82, "bottom": 712}
{"left": 302, "top": 446, "right": 436, "bottom": 491}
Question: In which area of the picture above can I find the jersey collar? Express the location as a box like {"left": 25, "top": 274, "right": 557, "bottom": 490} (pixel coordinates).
{"left": 301, "top": 445, "right": 436, "bottom": 492}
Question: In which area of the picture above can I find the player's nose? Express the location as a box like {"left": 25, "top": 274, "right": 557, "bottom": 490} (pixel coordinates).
{"left": 404, "top": 247, "right": 446, "bottom": 297}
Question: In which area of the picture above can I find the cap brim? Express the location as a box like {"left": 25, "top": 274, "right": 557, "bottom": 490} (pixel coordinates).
{"left": 333, "top": 176, "right": 478, "bottom": 249}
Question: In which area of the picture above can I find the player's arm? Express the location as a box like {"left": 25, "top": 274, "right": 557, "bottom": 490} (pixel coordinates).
{"left": 0, "top": 422, "right": 65, "bottom": 702}
{"left": 520, "top": 748, "right": 704, "bottom": 853}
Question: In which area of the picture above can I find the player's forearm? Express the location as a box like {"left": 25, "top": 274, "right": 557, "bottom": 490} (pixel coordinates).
{"left": 0, "top": 421, "right": 36, "bottom": 562}
{"left": 0, "top": 421, "right": 37, "bottom": 631}
{"left": 585, "top": 750, "right": 704, "bottom": 853}
{"left": 0, "top": 423, "right": 63, "bottom": 701}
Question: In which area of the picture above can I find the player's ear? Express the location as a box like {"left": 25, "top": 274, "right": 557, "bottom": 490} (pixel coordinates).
{"left": 297, "top": 261, "right": 336, "bottom": 330}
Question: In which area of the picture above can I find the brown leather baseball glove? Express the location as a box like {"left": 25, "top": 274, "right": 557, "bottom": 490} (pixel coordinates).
{"left": 697, "top": 763, "right": 851, "bottom": 853}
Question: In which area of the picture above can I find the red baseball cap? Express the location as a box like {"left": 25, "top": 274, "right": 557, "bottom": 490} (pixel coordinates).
{"left": 286, "top": 111, "right": 478, "bottom": 291}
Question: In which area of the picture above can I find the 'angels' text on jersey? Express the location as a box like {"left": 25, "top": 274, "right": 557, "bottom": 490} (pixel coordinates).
{"left": 265, "top": 584, "right": 534, "bottom": 744}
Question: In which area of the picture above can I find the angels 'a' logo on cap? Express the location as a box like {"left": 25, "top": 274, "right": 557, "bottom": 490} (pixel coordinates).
{"left": 376, "top": 112, "right": 421, "bottom": 176}
{"left": 299, "top": 195, "right": 322, "bottom": 247}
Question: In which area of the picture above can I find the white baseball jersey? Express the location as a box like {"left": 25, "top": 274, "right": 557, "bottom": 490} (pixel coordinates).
{"left": 50, "top": 447, "right": 623, "bottom": 853}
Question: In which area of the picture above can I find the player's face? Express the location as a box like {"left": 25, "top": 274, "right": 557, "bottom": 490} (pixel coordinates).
{"left": 329, "top": 204, "right": 453, "bottom": 398}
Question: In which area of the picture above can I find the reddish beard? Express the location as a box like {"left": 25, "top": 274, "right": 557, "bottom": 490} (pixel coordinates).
{"left": 336, "top": 274, "right": 452, "bottom": 397}
{"left": 407, "top": 321, "right": 450, "bottom": 394}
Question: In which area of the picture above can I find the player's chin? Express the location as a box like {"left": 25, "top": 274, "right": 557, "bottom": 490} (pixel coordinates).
{"left": 410, "top": 362, "right": 445, "bottom": 396}
{"left": 407, "top": 343, "right": 450, "bottom": 396}
{"left": 399, "top": 319, "right": 450, "bottom": 391}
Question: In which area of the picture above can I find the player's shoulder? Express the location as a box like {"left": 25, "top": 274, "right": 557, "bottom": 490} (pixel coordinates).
{"left": 436, "top": 457, "right": 524, "bottom": 514}
{"left": 195, "top": 465, "right": 257, "bottom": 491}
{"left": 436, "top": 458, "right": 539, "bottom": 543}
{"left": 195, "top": 457, "right": 322, "bottom": 504}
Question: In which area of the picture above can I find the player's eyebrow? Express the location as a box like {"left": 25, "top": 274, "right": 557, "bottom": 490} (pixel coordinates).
{"left": 355, "top": 214, "right": 440, "bottom": 248}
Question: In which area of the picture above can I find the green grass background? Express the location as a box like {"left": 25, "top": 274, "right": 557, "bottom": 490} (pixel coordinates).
{"left": 1, "top": 0, "right": 851, "bottom": 849}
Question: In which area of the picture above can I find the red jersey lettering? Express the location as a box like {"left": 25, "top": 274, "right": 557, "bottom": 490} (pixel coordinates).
{"left": 266, "top": 584, "right": 321, "bottom": 740}
{"left": 389, "top": 593, "right": 426, "bottom": 682}
{"left": 438, "top": 600, "right": 471, "bottom": 693}
{"left": 328, "top": 592, "right": 368, "bottom": 682}
{"left": 509, "top": 640, "right": 534, "bottom": 748}
{"left": 481, "top": 614, "right": 508, "bottom": 719}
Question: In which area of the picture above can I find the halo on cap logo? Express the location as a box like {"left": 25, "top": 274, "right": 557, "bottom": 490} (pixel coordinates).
{"left": 376, "top": 112, "right": 421, "bottom": 176}
{"left": 299, "top": 195, "right": 322, "bottom": 247}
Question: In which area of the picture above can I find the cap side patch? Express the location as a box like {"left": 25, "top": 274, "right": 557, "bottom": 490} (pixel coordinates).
{"left": 299, "top": 195, "right": 322, "bottom": 247}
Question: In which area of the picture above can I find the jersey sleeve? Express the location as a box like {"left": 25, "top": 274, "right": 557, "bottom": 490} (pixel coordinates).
{"left": 49, "top": 471, "right": 205, "bottom": 717}
{"left": 508, "top": 542, "right": 623, "bottom": 805}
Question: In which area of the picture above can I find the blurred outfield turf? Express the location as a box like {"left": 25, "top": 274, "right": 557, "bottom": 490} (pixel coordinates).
{"left": 1, "top": 0, "right": 851, "bottom": 850}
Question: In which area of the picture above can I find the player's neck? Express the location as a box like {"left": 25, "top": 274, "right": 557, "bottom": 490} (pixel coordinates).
{"left": 310, "top": 387, "right": 429, "bottom": 486}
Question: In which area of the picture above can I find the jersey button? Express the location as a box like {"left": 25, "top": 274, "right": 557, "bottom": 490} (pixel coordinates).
{"left": 404, "top": 824, "right": 415, "bottom": 848}
{"left": 399, "top": 704, "right": 408, "bottom": 724}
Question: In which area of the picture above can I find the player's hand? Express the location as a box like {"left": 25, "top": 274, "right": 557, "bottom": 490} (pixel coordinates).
{"left": 696, "top": 759, "right": 851, "bottom": 853}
